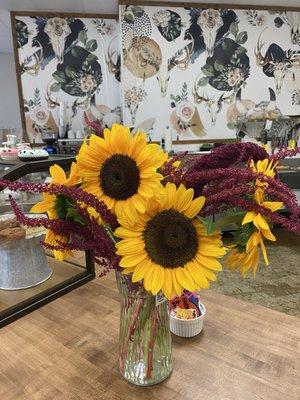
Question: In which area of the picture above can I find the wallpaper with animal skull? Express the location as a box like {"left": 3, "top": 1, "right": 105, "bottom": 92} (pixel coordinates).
{"left": 14, "top": 15, "right": 121, "bottom": 143}
{"left": 119, "top": 4, "right": 300, "bottom": 143}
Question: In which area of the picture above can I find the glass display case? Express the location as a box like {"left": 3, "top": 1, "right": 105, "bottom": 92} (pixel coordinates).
{"left": 0, "top": 156, "right": 95, "bottom": 327}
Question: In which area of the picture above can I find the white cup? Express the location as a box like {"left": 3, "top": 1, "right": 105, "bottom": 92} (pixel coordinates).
{"left": 68, "top": 130, "right": 75, "bottom": 139}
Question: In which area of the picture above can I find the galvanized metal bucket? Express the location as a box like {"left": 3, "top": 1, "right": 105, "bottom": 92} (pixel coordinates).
{"left": 0, "top": 235, "right": 52, "bottom": 290}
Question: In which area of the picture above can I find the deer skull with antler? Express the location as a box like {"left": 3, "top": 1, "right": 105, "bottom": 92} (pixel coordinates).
{"left": 156, "top": 37, "right": 194, "bottom": 97}
{"left": 193, "top": 77, "right": 235, "bottom": 125}
{"left": 254, "top": 29, "right": 292, "bottom": 94}
{"left": 124, "top": 35, "right": 194, "bottom": 97}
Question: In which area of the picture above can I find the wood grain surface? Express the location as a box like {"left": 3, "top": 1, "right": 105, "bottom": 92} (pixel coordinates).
{"left": 0, "top": 272, "right": 299, "bottom": 400}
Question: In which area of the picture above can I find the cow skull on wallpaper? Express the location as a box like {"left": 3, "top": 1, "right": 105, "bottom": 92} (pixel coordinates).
{"left": 193, "top": 77, "right": 234, "bottom": 125}
{"left": 44, "top": 17, "right": 71, "bottom": 64}
{"left": 197, "top": 9, "right": 223, "bottom": 57}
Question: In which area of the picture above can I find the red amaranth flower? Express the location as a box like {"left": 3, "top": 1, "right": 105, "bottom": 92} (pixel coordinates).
{"left": 84, "top": 112, "right": 104, "bottom": 138}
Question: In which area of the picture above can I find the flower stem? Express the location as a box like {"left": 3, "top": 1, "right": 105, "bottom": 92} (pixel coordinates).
{"left": 119, "top": 297, "right": 144, "bottom": 373}
{"left": 146, "top": 306, "right": 158, "bottom": 380}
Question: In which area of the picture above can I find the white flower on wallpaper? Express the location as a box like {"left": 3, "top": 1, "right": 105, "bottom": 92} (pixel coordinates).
{"left": 120, "top": 4, "right": 300, "bottom": 143}
{"left": 14, "top": 15, "right": 121, "bottom": 143}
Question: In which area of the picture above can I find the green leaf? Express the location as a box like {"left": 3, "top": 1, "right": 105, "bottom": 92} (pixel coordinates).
{"left": 78, "top": 29, "right": 87, "bottom": 45}
{"left": 201, "top": 64, "right": 214, "bottom": 77}
{"left": 124, "top": 13, "right": 134, "bottom": 23}
{"left": 229, "top": 21, "right": 239, "bottom": 37}
{"left": 196, "top": 216, "right": 218, "bottom": 236}
{"left": 227, "top": 123, "right": 237, "bottom": 130}
{"left": 66, "top": 208, "right": 77, "bottom": 218}
{"left": 236, "top": 31, "right": 248, "bottom": 45}
{"left": 214, "top": 60, "right": 224, "bottom": 72}
{"left": 52, "top": 71, "right": 66, "bottom": 83}
{"left": 85, "top": 53, "right": 98, "bottom": 64}
{"left": 132, "top": 6, "right": 144, "bottom": 17}
{"left": 227, "top": 208, "right": 240, "bottom": 216}
{"left": 234, "top": 223, "right": 255, "bottom": 247}
{"left": 50, "top": 82, "right": 61, "bottom": 92}
{"left": 197, "top": 76, "right": 209, "bottom": 86}
{"left": 65, "top": 66, "right": 77, "bottom": 78}
{"left": 221, "top": 41, "right": 228, "bottom": 50}
{"left": 71, "top": 46, "right": 83, "bottom": 57}
{"left": 216, "top": 214, "right": 245, "bottom": 229}
{"left": 85, "top": 39, "right": 97, "bottom": 52}
{"left": 235, "top": 46, "right": 247, "bottom": 55}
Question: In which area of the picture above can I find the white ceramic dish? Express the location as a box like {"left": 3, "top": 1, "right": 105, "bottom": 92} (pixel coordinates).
{"left": 170, "top": 301, "right": 206, "bottom": 338}
{"left": 18, "top": 148, "right": 49, "bottom": 161}
{"left": 0, "top": 148, "right": 19, "bottom": 161}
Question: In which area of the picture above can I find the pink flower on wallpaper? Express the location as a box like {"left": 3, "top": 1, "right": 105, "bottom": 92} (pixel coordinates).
{"left": 256, "top": 14, "right": 266, "bottom": 27}
{"left": 176, "top": 101, "right": 195, "bottom": 122}
{"left": 30, "top": 106, "right": 50, "bottom": 126}
{"left": 80, "top": 74, "right": 97, "bottom": 93}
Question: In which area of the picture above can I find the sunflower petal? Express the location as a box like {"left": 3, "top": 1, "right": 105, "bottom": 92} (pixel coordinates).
{"left": 49, "top": 164, "right": 67, "bottom": 183}
{"left": 242, "top": 212, "right": 255, "bottom": 225}
{"left": 184, "top": 196, "right": 205, "bottom": 218}
{"left": 162, "top": 268, "right": 174, "bottom": 299}
{"left": 119, "top": 253, "right": 147, "bottom": 268}
{"left": 262, "top": 201, "right": 283, "bottom": 212}
{"left": 132, "top": 261, "right": 150, "bottom": 282}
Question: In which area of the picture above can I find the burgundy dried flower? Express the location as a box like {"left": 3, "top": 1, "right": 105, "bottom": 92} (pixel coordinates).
{"left": 84, "top": 111, "right": 104, "bottom": 138}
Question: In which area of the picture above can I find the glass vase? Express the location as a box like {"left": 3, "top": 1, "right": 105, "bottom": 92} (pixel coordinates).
{"left": 116, "top": 270, "right": 173, "bottom": 386}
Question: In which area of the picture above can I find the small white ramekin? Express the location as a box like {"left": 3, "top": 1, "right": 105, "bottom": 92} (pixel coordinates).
{"left": 169, "top": 302, "right": 206, "bottom": 338}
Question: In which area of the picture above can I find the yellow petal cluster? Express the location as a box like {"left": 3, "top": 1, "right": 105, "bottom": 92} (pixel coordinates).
{"left": 76, "top": 124, "right": 167, "bottom": 223}
{"left": 115, "top": 183, "right": 227, "bottom": 299}
{"left": 31, "top": 163, "right": 80, "bottom": 261}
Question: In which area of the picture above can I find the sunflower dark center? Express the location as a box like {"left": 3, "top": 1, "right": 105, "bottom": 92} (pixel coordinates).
{"left": 143, "top": 209, "right": 198, "bottom": 268}
{"left": 100, "top": 154, "right": 140, "bottom": 200}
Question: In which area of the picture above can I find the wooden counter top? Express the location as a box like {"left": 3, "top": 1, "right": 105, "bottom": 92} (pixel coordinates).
{"left": 0, "top": 273, "right": 299, "bottom": 400}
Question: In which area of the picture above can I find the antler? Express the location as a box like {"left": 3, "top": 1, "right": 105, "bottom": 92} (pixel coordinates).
{"left": 218, "top": 91, "right": 235, "bottom": 105}
{"left": 168, "top": 34, "right": 194, "bottom": 71}
{"left": 45, "top": 85, "right": 60, "bottom": 109}
{"left": 105, "top": 36, "right": 120, "bottom": 74}
{"left": 192, "top": 77, "right": 210, "bottom": 104}
{"left": 254, "top": 28, "right": 269, "bottom": 67}
{"left": 288, "top": 51, "right": 300, "bottom": 67}
{"left": 20, "top": 44, "right": 43, "bottom": 76}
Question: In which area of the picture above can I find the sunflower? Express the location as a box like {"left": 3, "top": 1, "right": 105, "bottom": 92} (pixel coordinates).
{"left": 226, "top": 227, "right": 275, "bottom": 276}
{"left": 31, "top": 163, "right": 80, "bottom": 261}
{"left": 76, "top": 124, "right": 167, "bottom": 222}
{"left": 226, "top": 246, "right": 259, "bottom": 277}
{"left": 115, "top": 183, "right": 227, "bottom": 299}
{"left": 250, "top": 158, "right": 277, "bottom": 188}
{"left": 242, "top": 188, "right": 283, "bottom": 232}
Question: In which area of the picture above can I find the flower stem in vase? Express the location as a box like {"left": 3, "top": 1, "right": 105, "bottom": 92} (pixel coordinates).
{"left": 146, "top": 306, "right": 158, "bottom": 380}
{"left": 119, "top": 297, "right": 144, "bottom": 374}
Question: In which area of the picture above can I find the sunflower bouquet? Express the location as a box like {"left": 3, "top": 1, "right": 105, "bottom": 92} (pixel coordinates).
{"left": 1, "top": 124, "right": 299, "bottom": 385}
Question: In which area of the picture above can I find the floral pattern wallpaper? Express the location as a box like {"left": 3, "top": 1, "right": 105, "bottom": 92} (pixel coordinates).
{"left": 119, "top": 4, "right": 300, "bottom": 144}
{"left": 13, "top": 15, "right": 121, "bottom": 143}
